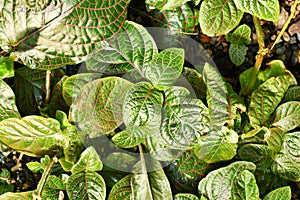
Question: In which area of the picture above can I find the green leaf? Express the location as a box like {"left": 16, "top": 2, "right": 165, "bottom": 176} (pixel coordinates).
{"left": 62, "top": 73, "right": 101, "bottom": 106}
{"left": 146, "top": 0, "right": 190, "bottom": 10}
{"left": 272, "top": 101, "right": 300, "bottom": 131}
{"left": 263, "top": 186, "right": 291, "bottom": 200}
{"left": 161, "top": 86, "right": 210, "bottom": 149}
{"left": 0, "top": 191, "right": 34, "bottom": 200}
{"left": 108, "top": 175, "right": 132, "bottom": 200}
{"left": 231, "top": 170, "right": 259, "bottom": 200}
{"left": 198, "top": 161, "right": 256, "bottom": 200}
{"left": 71, "top": 146, "right": 102, "bottom": 174}
{"left": 102, "top": 152, "right": 138, "bottom": 172}
{"left": 271, "top": 131, "right": 300, "bottom": 181}
{"left": 195, "top": 127, "right": 238, "bottom": 163}
{"left": 86, "top": 21, "right": 157, "bottom": 74}
{"left": 26, "top": 155, "right": 51, "bottom": 173}
{"left": 142, "top": 48, "right": 184, "bottom": 89}
{"left": 0, "top": 116, "right": 65, "bottom": 157}
{"left": 66, "top": 171, "right": 106, "bottom": 200}
{"left": 229, "top": 43, "right": 248, "bottom": 66}
{"left": 166, "top": 150, "right": 213, "bottom": 194}
{"left": 174, "top": 193, "right": 199, "bottom": 200}
{"left": 123, "top": 82, "right": 163, "bottom": 128}
{"left": 0, "top": 57, "right": 14, "bottom": 79}
{"left": 258, "top": 60, "right": 287, "bottom": 83}
{"left": 248, "top": 73, "right": 297, "bottom": 128}
{"left": 239, "top": 67, "right": 259, "bottom": 96}
{"left": 112, "top": 130, "right": 143, "bottom": 148}
{"left": 266, "top": 128, "right": 285, "bottom": 153}
{"left": 233, "top": 0, "right": 280, "bottom": 22}
{"left": 238, "top": 144, "right": 275, "bottom": 170}
{"left": 131, "top": 160, "right": 172, "bottom": 200}
{"left": 282, "top": 86, "right": 300, "bottom": 102}
{"left": 181, "top": 67, "right": 207, "bottom": 99}
{"left": 14, "top": 67, "right": 64, "bottom": 115}
{"left": 70, "top": 77, "right": 133, "bottom": 137}
{"left": 0, "top": 80, "right": 20, "bottom": 121}
{"left": 0, "top": 0, "right": 130, "bottom": 69}
{"left": 199, "top": 0, "right": 244, "bottom": 36}
{"left": 226, "top": 24, "right": 251, "bottom": 45}
{"left": 203, "top": 63, "right": 229, "bottom": 129}
{"left": 42, "top": 175, "right": 65, "bottom": 200}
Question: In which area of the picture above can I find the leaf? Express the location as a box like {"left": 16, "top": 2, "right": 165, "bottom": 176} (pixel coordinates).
{"left": 86, "top": 21, "right": 157, "bottom": 74}
{"left": 174, "top": 193, "right": 199, "bottom": 200}
{"left": 226, "top": 24, "right": 251, "bottom": 45}
{"left": 14, "top": 67, "right": 64, "bottom": 115}
{"left": 203, "top": 63, "right": 229, "bottom": 129}
{"left": 26, "top": 155, "right": 51, "bottom": 173}
{"left": 263, "top": 186, "right": 291, "bottom": 200}
{"left": 142, "top": 48, "right": 184, "bottom": 89}
{"left": 123, "top": 82, "right": 163, "bottom": 128}
{"left": 62, "top": 73, "right": 102, "bottom": 106}
{"left": 102, "top": 152, "right": 138, "bottom": 172}
{"left": 0, "top": 191, "right": 34, "bottom": 200}
{"left": 266, "top": 128, "right": 285, "bottom": 153}
{"left": 233, "top": 0, "right": 280, "bottom": 22}
{"left": 0, "top": 0, "right": 130, "bottom": 69}
{"left": 161, "top": 86, "right": 210, "bottom": 149}
{"left": 70, "top": 77, "right": 133, "bottom": 137}
{"left": 271, "top": 131, "right": 300, "bottom": 181}
{"left": 0, "top": 116, "right": 65, "bottom": 157}
{"left": 248, "top": 73, "right": 297, "bottom": 128}
{"left": 166, "top": 150, "right": 213, "bottom": 194}
{"left": 108, "top": 175, "right": 132, "bottom": 200}
{"left": 229, "top": 44, "right": 248, "bottom": 66}
{"left": 42, "top": 175, "right": 65, "bottom": 200}
{"left": 66, "top": 171, "right": 106, "bottom": 200}
{"left": 282, "top": 86, "right": 300, "bottom": 102}
{"left": 239, "top": 67, "right": 259, "bottom": 96}
{"left": 258, "top": 60, "right": 286, "bottom": 83}
{"left": 272, "top": 101, "right": 300, "bottom": 131}
{"left": 131, "top": 160, "right": 172, "bottom": 200}
{"left": 0, "top": 57, "right": 14, "bottom": 79}
{"left": 181, "top": 67, "right": 207, "bottom": 99}
{"left": 199, "top": 0, "right": 244, "bottom": 36}
{"left": 0, "top": 80, "right": 20, "bottom": 121}
{"left": 71, "top": 146, "right": 102, "bottom": 174}
{"left": 238, "top": 144, "right": 275, "bottom": 170}
{"left": 112, "top": 130, "right": 143, "bottom": 148}
{"left": 146, "top": 0, "right": 190, "bottom": 10}
{"left": 231, "top": 170, "right": 259, "bottom": 200}
{"left": 198, "top": 161, "right": 256, "bottom": 200}
{"left": 195, "top": 127, "right": 238, "bottom": 163}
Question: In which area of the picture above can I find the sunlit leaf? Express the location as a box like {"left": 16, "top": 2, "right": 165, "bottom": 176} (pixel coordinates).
{"left": 174, "top": 193, "right": 199, "bottom": 200}
{"left": 0, "top": 57, "right": 14, "bottom": 79}
{"left": 263, "top": 186, "right": 291, "bottom": 200}
{"left": 108, "top": 175, "right": 132, "bottom": 200}
{"left": 42, "top": 175, "right": 65, "bottom": 200}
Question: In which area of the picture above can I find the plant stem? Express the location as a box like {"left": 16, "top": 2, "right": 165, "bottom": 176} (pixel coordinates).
{"left": 270, "top": 0, "right": 299, "bottom": 50}
{"left": 253, "top": 16, "right": 267, "bottom": 71}
{"left": 45, "top": 70, "right": 51, "bottom": 105}
{"left": 34, "top": 156, "right": 57, "bottom": 200}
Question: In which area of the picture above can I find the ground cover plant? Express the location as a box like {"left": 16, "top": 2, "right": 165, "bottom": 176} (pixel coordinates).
{"left": 0, "top": 0, "right": 300, "bottom": 199}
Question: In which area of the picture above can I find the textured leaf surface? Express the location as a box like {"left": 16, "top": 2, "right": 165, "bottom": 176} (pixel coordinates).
{"left": 198, "top": 161, "right": 256, "bottom": 200}
{"left": 108, "top": 175, "right": 132, "bottom": 200}
{"left": 231, "top": 170, "right": 259, "bottom": 200}
{"left": 174, "top": 193, "right": 199, "bottom": 200}
{"left": 263, "top": 186, "right": 291, "bottom": 200}
{"left": 62, "top": 73, "right": 101, "bottom": 106}
{"left": 203, "top": 63, "right": 229, "bottom": 129}
{"left": 226, "top": 24, "right": 251, "bottom": 45}
{"left": 238, "top": 144, "right": 275, "bottom": 170}
{"left": 0, "top": 80, "right": 20, "bottom": 121}
{"left": 112, "top": 130, "right": 143, "bottom": 148}
{"left": 199, "top": 0, "right": 243, "bottom": 36}
{"left": 161, "top": 86, "right": 209, "bottom": 149}
{"left": 248, "top": 73, "right": 297, "bottom": 128}
{"left": 71, "top": 146, "right": 102, "bottom": 174}
{"left": 0, "top": 0, "right": 130, "bottom": 69}
{"left": 146, "top": 0, "right": 190, "bottom": 10}
{"left": 42, "top": 175, "right": 65, "bottom": 200}
{"left": 86, "top": 21, "right": 157, "bottom": 74}
{"left": 0, "top": 57, "right": 14, "bottom": 79}
{"left": 233, "top": 0, "right": 280, "bottom": 22}
{"left": 0, "top": 191, "right": 34, "bottom": 200}
{"left": 0, "top": 116, "right": 65, "bottom": 157}
{"left": 282, "top": 86, "right": 300, "bottom": 102}
{"left": 229, "top": 44, "right": 247, "bottom": 66}
{"left": 142, "top": 48, "right": 184, "bottom": 89}
{"left": 14, "top": 67, "right": 64, "bottom": 115}
{"left": 70, "top": 77, "right": 133, "bottom": 137}
{"left": 181, "top": 67, "right": 206, "bottom": 99}
{"left": 266, "top": 128, "right": 285, "bottom": 153}
{"left": 273, "top": 101, "right": 300, "bottom": 131}
{"left": 66, "top": 171, "right": 106, "bottom": 200}
{"left": 195, "top": 127, "right": 238, "bottom": 163}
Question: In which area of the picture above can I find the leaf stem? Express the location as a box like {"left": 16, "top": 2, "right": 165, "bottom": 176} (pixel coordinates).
{"left": 33, "top": 156, "right": 57, "bottom": 200}
{"left": 45, "top": 70, "right": 51, "bottom": 105}
{"left": 253, "top": 16, "right": 267, "bottom": 71}
{"left": 270, "top": 0, "right": 299, "bottom": 50}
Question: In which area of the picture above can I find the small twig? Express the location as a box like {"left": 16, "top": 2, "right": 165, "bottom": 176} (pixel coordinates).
{"left": 11, "top": 153, "right": 24, "bottom": 172}
{"left": 45, "top": 70, "right": 51, "bottom": 105}
{"left": 270, "top": 0, "right": 299, "bottom": 50}
{"left": 0, "top": 176, "right": 16, "bottom": 184}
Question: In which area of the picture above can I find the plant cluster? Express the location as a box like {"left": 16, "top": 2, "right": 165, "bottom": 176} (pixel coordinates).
{"left": 0, "top": 0, "right": 299, "bottom": 200}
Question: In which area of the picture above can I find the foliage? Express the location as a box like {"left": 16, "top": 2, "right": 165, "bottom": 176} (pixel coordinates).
{"left": 0, "top": 0, "right": 298, "bottom": 199}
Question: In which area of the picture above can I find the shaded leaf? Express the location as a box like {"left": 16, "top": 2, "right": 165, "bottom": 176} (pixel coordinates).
{"left": 42, "top": 175, "right": 65, "bottom": 200}
{"left": 282, "top": 86, "right": 300, "bottom": 102}
{"left": 108, "top": 175, "right": 132, "bottom": 200}
{"left": 229, "top": 43, "right": 248, "bottom": 66}
{"left": 146, "top": 0, "right": 190, "bottom": 10}
{"left": 181, "top": 67, "right": 206, "bottom": 99}
{"left": 0, "top": 191, "right": 34, "bottom": 200}
{"left": 266, "top": 128, "right": 285, "bottom": 153}
{"left": 0, "top": 80, "right": 20, "bottom": 121}
{"left": 0, "top": 116, "right": 65, "bottom": 157}
{"left": 112, "top": 130, "right": 143, "bottom": 148}
{"left": 0, "top": 57, "right": 14, "bottom": 79}
{"left": 174, "top": 193, "right": 199, "bottom": 200}
{"left": 226, "top": 24, "right": 251, "bottom": 45}
{"left": 263, "top": 186, "right": 291, "bottom": 200}
{"left": 102, "top": 152, "right": 138, "bottom": 172}
{"left": 66, "top": 171, "right": 106, "bottom": 200}
{"left": 273, "top": 101, "right": 300, "bottom": 131}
